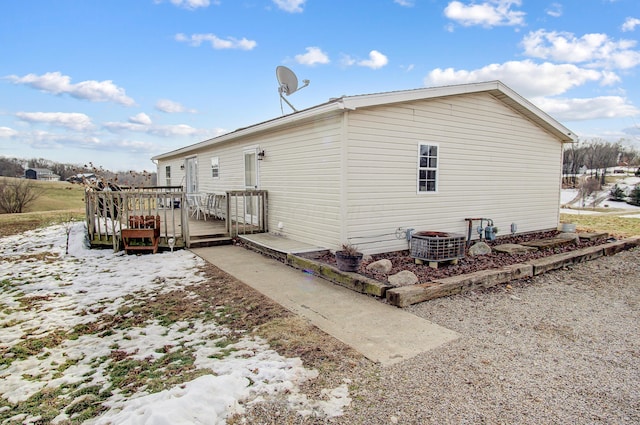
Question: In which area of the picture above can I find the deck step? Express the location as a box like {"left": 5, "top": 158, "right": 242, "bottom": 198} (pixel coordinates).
{"left": 189, "top": 236, "right": 233, "bottom": 248}
{"left": 190, "top": 232, "right": 228, "bottom": 241}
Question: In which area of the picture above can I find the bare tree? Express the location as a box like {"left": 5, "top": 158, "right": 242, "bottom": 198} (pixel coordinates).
{"left": 0, "top": 179, "right": 45, "bottom": 213}
{"left": 0, "top": 157, "right": 24, "bottom": 177}
{"left": 567, "top": 139, "right": 626, "bottom": 184}
{"left": 562, "top": 142, "right": 586, "bottom": 187}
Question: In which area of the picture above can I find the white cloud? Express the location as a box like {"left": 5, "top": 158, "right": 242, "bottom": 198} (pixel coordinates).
{"left": 522, "top": 30, "right": 640, "bottom": 70}
{"left": 175, "top": 33, "right": 257, "bottom": 50}
{"left": 103, "top": 121, "right": 148, "bottom": 133}
{"left": 424, "top": 60, "right": 609, "bottom": 98}
{"left": 545, "top": 2, "right": 562, "bottom": 18}
{"left": 295, "top": 47, "right": 330, "bottom": 66}
{"left": 340, "top": 54, "right": 357, "bottom": 67}
{"left": 622, "top": 17, "right": 640, "bottom": 32}
{"left": 272, "top": 0, "right": 306, "bottom": 13}
{"left": 444, "top": 0, "right": 525, "bottom": 28}
{"left": 531, "top": 96, "right": 640, "bottom": 121}
{"left": 156, "top": 99, "right": 195, "bottom": 113}
{"left": 129, "top": 113, "right": 152, "bottom": 126}
{"left": 6, "top": 72, "right": 135, "bottom": 106}
{"left": 149, "top": 124, "right": 201, "bottom": 137}
{"left": 357, "top": 50, "right": 389, "bottom": 69}
{"left": 15, "top": 112, "right": 94, "bottom": 131}
{"left": 0, "top": 126, "right": 18, "bottom": 138}
{"left": 394, "top": 0, "right": 415, "bottom": 6}
{"left": 155, "top": 0, "right": 212, "bottom": 9}
{"left": 424, "top": 59, "right": 640, "bottom": 122}
{"left": 15, "top": 130, "right": 100, "bottom": 149}
{"left": 110, "top": 139, "right": 157, "bottom": 152}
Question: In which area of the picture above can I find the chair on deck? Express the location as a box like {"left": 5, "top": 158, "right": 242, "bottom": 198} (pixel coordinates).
{"left": 207, "top": 193, "right": 226, "bottom": 220}
{"left": 187, "top": 194, "right": 208, "bottom": 220}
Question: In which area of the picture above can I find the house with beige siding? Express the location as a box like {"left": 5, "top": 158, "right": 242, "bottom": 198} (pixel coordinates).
{"left": 152, "top": 80, "right": 576, "bottom": 254}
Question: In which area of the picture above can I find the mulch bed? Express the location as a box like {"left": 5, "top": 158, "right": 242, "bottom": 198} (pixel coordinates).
{"left": 308, "top": 231, "right": 612, "bottom": 284}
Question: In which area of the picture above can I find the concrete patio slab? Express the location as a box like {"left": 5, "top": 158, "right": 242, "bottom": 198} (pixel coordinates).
{"left": 192, "top": 245, "right": 459, "bottom": 366}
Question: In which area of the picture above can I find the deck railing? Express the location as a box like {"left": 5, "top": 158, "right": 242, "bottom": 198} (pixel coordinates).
{"left": 85, "top": 187, "right": 187, "bottom": 251}
{"left": 226, "top": 190, "right": 268, "bottom": 237}
{"left": 85, "top": 187, "right": 268, "bottom": 250}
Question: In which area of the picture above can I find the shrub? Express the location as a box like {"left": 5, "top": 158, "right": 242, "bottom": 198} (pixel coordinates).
{"left": 628, "top": 185, "right": 640, "bottom": 206}
{"left": 608, "top": 184, "right": 626, "bottom": 202}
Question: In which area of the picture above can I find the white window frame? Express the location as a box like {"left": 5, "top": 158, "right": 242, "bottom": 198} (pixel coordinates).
{"left": 165, "top": 165, "right": 171, "bottom": 186}
{"left": 211, "top": 157, "right": 220, "bottom": 179}
{"left": 417, "top": 142, "right": 439, "bottom": 194}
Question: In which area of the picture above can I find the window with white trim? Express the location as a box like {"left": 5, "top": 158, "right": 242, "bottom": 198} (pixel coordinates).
{"left": 211, "top": 157, "right": 220, "bottom": 179}
{"left": 165, "top": 165, "right": 171, "bottom": 186}
{"left": 418, "top": 143, "right": 438, "bottom": 193}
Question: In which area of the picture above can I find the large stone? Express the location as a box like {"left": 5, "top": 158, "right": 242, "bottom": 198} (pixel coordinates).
{"left": 493, "top": 243, "right": 538, "bottom": 254}
{"left": 366, "top": 259, "right": 393, "bottom": 274}
{"left": 388, "top": 270, "right": 419, "bottom": 287}
{"left": 468, "top": 241, "right": 492, "bottom": 256}
{"left": 578, "top": 232, "right": 609, "bottom": 241}
{"left": 521, "top": 238, "right": 575, "bottom": 249}
{"left": 556, "top": 232, "right": 580, "bottom": 243}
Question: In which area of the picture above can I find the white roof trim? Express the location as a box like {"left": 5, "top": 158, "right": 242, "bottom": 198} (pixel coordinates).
{"left": 153, "top": 80, "right": 576, "bottom": 160}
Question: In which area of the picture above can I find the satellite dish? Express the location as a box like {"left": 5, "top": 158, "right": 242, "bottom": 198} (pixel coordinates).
{"left": 276, "top": 66, "right": 310, "bottom": 113}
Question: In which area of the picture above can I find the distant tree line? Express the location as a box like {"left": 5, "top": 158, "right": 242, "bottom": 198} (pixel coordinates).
{"left": 0, "top": 157, "right": 157, "bottom": 186}
{"left": 563, "top": 139, "right": 640, "bottom": 187}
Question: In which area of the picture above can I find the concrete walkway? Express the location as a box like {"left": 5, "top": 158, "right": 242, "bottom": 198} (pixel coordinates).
{"left": 192, "top": 245, "right": 459, "bottom": 366}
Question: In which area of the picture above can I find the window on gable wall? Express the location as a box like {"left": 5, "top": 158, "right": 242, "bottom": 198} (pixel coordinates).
{"left": 211, "top": 157, "right": 220, "bottom": 179}
{"left": 418, "top": 143, "right": 438, "bottom": 193}
{"left": 165, "top": 165, "right": 171, "bottom": 186}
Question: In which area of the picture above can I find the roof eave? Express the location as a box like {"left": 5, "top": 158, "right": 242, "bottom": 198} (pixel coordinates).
{"left": 340, "top": 80, "right": 577, "bottom": 143}
{"left": 152, "top": 101, "right": 343, "bottom": 160}
{"left": 152, "top": 80, "right": 577, "bottom": 161}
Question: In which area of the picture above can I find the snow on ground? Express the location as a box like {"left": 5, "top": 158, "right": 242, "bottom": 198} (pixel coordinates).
{"left": 621, "top": 213, "right": 640, "bottom": 219}
{"left": 561, "top": 177, "right": 640, "bottom": 216}
{"left": 0, "top": 223, "right": 350, "bottom": 424}
{"left": 561, "top": 189, "right": 579, "bottom": 205}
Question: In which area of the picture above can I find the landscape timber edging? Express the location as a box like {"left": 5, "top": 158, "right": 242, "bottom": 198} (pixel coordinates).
{"left": 385, "top": 237, "right": 640, "bottom": 307}
{"left": 286, "top": 253, "right": 392, "bottom": 298}
{"left": 386, "top": 263, "right": 533, "bottom": 308}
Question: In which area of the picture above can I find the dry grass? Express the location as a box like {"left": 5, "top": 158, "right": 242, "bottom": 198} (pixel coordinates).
{"left": 0, "top": 177, "right": 85, "bottom": 237}
{"left": 0, "top": 177, "right": 85, "bottom": 213}
{"left": 26, "top": 180, "right": 85, "bottom": 212}
{"left": 560, "top": 212, "right": 640, "bottom": 238}
{"left": 0, "top": 210, "right": 84, "bottom": 238}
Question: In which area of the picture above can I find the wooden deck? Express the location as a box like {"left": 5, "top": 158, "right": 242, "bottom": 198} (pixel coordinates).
{"left": 86, "top": 189, "right": 268, "bottom": 252}
{"left": 186, "top": 217, "right": 228, "bottom": 237}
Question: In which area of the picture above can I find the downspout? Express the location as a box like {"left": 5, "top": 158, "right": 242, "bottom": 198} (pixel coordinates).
{"left": 339, "top": 107, "right": 349, "bottom": 246}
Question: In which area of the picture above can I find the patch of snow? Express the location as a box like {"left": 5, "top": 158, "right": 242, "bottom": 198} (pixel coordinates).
{"left": 560, "top": 208, "right": 601, "bottom": 215}
{"left": 620, "top": 213, "right": 640, "bottom": 219}
{"left": 560, "top": 186, "right": 640, "bottom": 214}
{"left": 0, "top": 223, "right": 351, "bottom": 423}
{"left": 561, "top": 189, "right": 579, "bottom": 205}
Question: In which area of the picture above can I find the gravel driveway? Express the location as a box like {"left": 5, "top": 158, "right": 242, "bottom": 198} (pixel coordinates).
{"left": 334, "top": 247, "right": 640, "bottom": 424}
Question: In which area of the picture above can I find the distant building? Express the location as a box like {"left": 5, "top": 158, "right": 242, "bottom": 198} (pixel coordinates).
{"left": 24, "top": 168, "right": 60, "bottom": 181}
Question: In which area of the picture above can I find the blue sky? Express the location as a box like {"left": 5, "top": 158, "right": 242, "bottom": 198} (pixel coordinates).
{"left": 1, "top": 0, "right": 639, "bottom": 172}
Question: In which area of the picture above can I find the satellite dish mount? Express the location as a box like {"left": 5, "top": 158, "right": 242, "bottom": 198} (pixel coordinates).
{"left": 276, "top": 66, "right": 309, "bottom": 113}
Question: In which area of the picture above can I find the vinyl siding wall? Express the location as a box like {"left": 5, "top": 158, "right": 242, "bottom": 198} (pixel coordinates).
{"left": 257, "top": 114, "right": 343, "bottom": 248}
{"left": 158, "top": 159, "right": 186, "bottom": 187}
{"left": 345, "top": 92, "right": 563, "bottom": 254}
{"left": 156, "top": 112, "right": 343, "bottom": 249}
